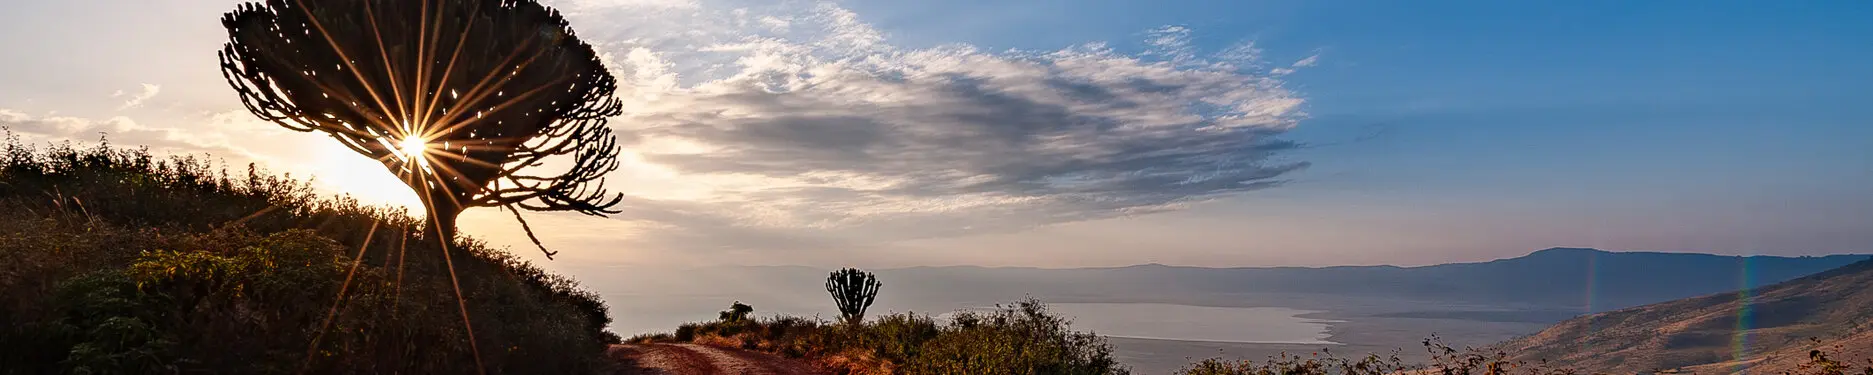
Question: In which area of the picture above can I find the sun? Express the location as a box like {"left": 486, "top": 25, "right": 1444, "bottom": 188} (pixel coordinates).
{"left": 398, "top": 135, "right": 431, "bottom": 167}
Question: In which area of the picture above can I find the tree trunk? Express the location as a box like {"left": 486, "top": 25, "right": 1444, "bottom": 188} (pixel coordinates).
{"left": 420, "top": 187, "right": 466, "bottom": 246}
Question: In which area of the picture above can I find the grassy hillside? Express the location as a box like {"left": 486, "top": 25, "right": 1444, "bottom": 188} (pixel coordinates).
{"left": 0, "top": 137, "right": 616, "bottom": 373}
{"left": 1498, "top": 257, "right": 1873, "bottom": 374}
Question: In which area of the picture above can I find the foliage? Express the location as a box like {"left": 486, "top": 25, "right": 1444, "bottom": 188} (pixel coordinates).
{"left": 909, "top": 300, "right": 1124, "bottom": 375}
{"left": 650, "top": 298, "right": 1129, "bottom": 375}
{"left": 0, "top": 139, "right": 614, "bottom": 374}
{"left": 719, "top": 300, "right": 756, "bottom": 322}
{"left": 827, "top": 268, "right": 883, "bottom": 324}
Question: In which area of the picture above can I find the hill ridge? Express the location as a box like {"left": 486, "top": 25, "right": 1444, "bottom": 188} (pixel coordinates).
{"left": 1498, "top": 258, "right": 1873, "bottom": 374}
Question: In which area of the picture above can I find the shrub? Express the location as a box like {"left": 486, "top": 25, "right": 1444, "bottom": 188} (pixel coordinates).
{"left": 649, "top": 298, "right": 1129, "bottom": 375}
{"left": 720, "top": 300, "right": 755, "bottom": 322}
{"left": 908, "top": 300, "right": 1125, "bottom": 375}
{"left": 0, "top": 139, "right": 615, "bottom": 374}
{"left": 626, "top": 333, "right": 675, "bottom": 344}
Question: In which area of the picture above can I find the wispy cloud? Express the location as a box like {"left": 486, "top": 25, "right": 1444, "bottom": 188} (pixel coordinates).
{"left": 547, "top": 0, "right": 1311, "bottom": 254}
{"left": 1271, "top": 53, "right": 1320, "bottom": 76}
{"left": 1292, "top": 54, "right": 1320, "bottom": 68}
{"left": 113, "top": 83, "right": 161, "bottom": 110}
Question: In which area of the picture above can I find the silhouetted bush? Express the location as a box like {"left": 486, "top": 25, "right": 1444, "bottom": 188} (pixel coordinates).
{"left": 720, "top": 300, "right": 756, "bottom": 322}
{"left": 0, "top": 138, "right": 614, "bottom": 374}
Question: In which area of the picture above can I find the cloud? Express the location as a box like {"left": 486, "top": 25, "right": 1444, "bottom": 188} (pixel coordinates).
{"left": 114, "top": 83, "right": 161, "bottom": 110}
{"left": 542, "top": 0, "right": 1312, "bottom": 253}
{"left": 1271, "top": 53, "right": 1320, "bottom": 76}
{"left": 1292, "top": 54, "right": 1321, "bottom": 67}
{"left": 5, "top": 1, "right": 1316, "bottom": 265}
{"left": 2, "top": 108, "right": 183, "bottom": 149}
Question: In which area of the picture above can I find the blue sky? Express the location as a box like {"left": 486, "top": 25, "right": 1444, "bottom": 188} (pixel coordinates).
{"left": 839, "top": 0, "right": 1873, "bottom": 265}
{"left": 853, "top": 0, "right": 1873, "bottom": 199}
{"left": 0, "top": 0, "right": 1867, "bottom": 267}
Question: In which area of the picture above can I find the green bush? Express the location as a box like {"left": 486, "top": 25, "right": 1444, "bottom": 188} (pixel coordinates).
{"left": 653, "top": 298, "right": 1129, "bottom": 375}
{"left": 0, "top": 138, "right": 615, "bottom": 374}
{"left": 908, "top": 300, "right": 1124, "bottom": 375}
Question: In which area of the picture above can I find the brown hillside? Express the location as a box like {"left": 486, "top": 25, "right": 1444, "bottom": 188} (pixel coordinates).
{"left": 1496, "top": 259, "right": 1873, "bottom": 374}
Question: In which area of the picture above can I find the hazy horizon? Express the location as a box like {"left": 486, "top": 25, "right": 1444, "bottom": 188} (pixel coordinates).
{"left": 4, "top": 0, "right": 1869, "bottom": 269}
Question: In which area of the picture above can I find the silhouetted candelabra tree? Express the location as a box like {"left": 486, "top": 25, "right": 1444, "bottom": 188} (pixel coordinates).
{"left": 218, "top": 0, "right": 624, "bottom": 258}
{"left": 218, "top": 1, "right": 622, "bottom": 371}
{"left": 826, "top": 268, "right": 882, "bottom": 324}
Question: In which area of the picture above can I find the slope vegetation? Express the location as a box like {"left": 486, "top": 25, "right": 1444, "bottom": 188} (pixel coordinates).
{"left": 0, "top": 139, "right": 617, "bottom": 373}
{"left": 1498, "top": 259, "right": 1873, "bottom": 374}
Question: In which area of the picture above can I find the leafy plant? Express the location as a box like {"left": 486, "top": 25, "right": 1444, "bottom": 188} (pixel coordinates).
{"left": 720, "top": 300, "right": 755, "bottom": 322}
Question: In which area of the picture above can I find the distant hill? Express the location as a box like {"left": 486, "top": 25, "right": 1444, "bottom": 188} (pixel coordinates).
{"left": 605, "top": 248, "right": 1870, "bottom": 316}
{"left": 862, "top": 248, "right": 1870, "bottom": 312}
{"left": 1497, "top": 258, "right": 1873, "bottom": 374}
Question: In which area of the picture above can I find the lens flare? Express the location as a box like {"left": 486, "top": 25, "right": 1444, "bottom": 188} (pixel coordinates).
{"left": 398, "top": 135, "right": 429, "bottom": 167}
{"left": 1731, "top": 256, "right": 1757, "bottom": 371}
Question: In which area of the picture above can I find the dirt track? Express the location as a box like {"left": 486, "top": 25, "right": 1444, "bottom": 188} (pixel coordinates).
{"left": 609, "top": 343, "right": 826, "bottom": 375}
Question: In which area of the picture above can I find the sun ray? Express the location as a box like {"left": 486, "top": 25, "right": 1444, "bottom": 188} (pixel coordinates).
{"left": 425, "top": 38, "right": 540, "bottom": 129}
{"left": 429, "top": 75, "right": 574, "bottom": 136}
{"left": 413, "top": 0, "right": 435, "bottom": 131}
{"left": 364, "top": 3, "right": 413, "bottom": 128}
{"left": 420, "top": 2, "right": 478, "bottom": 128}
{"left": 415, "top": 170, "right": 486, "bottom": 375}
{"left": 426, "top": 37, "right": 558, "bottom": 131}
{"left": 289, "top": 0, "right": 402, "bottom": 135}
{"left": 392, "top": 227, "right": 409, "bottom": 315}
{"left": 301, "top": 221, "right": 379, "bottom": 374}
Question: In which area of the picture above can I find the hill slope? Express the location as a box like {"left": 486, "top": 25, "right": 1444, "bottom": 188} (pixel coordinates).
{"left": 1497, "top": 259, "right": 1873, "bottom": 374}
{"left": 639, "top": 248, "right": 1870, "bottom": 314}
{"left": 879, "top": 248, "right": 1870, "bottom": 310}
{"left": 0, "top": 141, "right": 617, "bottom": 373}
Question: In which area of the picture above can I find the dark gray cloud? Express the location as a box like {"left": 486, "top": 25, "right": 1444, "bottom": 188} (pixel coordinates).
{"left": 570, "top": 6, "right": 1313, "bottom": 243}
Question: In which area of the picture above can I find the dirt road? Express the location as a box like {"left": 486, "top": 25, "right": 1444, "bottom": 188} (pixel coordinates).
{"left": 609, "top": 343, "right": 827, "bottom": 375}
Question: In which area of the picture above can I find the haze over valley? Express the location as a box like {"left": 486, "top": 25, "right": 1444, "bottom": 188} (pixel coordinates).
{"left": 572, "top": 248, "right": 1868, "bottom": 373}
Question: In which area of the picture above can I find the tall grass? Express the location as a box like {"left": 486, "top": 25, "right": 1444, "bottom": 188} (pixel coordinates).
{"left": 0, "top": 135, "right": 616, "bottom": 374}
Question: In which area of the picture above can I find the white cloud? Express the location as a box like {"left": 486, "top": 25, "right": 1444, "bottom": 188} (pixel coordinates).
{"left": 548, "top": 1, "right": 1311, "bottom": 254}
{"left": 2, "top": 108, "right": 171, "bottom": 147}
{"left": 1292, "top": 54, "right": 1321, "bottom": 67}
{"left": 115, "top": 83, "right": 160, "bottom": 110}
